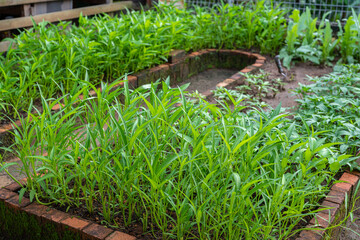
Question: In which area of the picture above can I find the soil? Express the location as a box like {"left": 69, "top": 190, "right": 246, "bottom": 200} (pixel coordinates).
{"left": 260, "top": 58, "right": 333, "bottom": 110}
{"left": 340, "top": 207, "right": 360, "bottom": 240}
{"left": 171, "top": 68, "right": 238, "bottom": 92}
{"left": 173, "top": 56, "right": 334, "bottom": 111}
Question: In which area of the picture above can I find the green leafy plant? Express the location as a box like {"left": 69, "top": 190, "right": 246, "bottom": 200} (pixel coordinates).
{"left": 294, "top": 64, "right": 360, "bottom": 157}
{"left": 0, "top": 2, "right": 287, "bottom": 120}
{"left": 279, "top": 8, "right": 340, "bottom": 68}
{"left": 1, "top": 79, "right": 357, "bottom": 239}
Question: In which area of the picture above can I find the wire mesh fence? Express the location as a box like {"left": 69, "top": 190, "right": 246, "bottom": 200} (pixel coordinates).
{"left": 183, "top": 0, "right": 242, "bottom": 8}
{"left": 184, "top": 0, "right": 360, "bottom": 22}
{"left": 273, "top": 0, "right": 360, "bottom": 22}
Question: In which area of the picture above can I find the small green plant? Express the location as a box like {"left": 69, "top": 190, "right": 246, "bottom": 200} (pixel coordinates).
{"left": 212, "top": 70, "right": 284, "bottom": 109}
{"left": 186, "top": 90, "right": 206, "bottom": 102}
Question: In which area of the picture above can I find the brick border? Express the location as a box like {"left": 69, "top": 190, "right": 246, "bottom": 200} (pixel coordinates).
{"left": 0, "top": 178, "right": 136, "bottom": 240}
{"left": 297, "top": 171, "right": 360, "bottom": 240}
{"left": 1, "top": 171, "right": 358, "bottom": 239}
{"left": 0, "top": 49, "right": 264, "bottom": 147}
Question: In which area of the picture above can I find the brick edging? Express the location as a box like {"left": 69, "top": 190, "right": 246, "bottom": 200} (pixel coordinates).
{"left": 297, "top": 171, "right": 360, "bottom": 240}
{"left": 0, "top": 178, "right": 136, "bottom": 240}
{"left": 2, "top": 171, "right": 358, "bottom": 239}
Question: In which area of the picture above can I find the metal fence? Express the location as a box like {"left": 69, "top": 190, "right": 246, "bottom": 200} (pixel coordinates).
{"left": 184, "top": 0, "right": 360, "bottom": 22}
{"left": 273, "top": 0, "right": 360, "bottom": 22}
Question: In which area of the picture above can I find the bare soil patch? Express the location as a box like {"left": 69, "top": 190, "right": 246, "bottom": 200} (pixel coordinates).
{"left": 171, "top": 56, "right": 334, "bottom": 111}
{"left": 261, "top": 57, "right": 333, "bottom": 110}
{"left": 171, "top": 68, "right": 238, "bottom": 92}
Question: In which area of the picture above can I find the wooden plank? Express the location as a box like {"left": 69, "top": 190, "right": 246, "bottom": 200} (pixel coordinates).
{"left": 0, "top": 0, "right": 57, "bottom": 7}
{"left": 0, "top": 1, "right": 134, "bottom": 32}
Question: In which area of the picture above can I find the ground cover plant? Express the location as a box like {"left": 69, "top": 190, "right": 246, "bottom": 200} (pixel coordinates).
{"left": 0, "top": 1, "right": 286, "bottom": 120}
{"left": 294, "top": 64, "right": 360, "bottom": 157}
{"left": 1, "top": 79, "right": 358, "bottom": 239}
{"left": 212, "top": 70, "right": 284, "bottom": 108}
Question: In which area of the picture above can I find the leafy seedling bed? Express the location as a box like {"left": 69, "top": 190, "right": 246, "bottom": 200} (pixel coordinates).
{"left": 2, "top": 75, "right": 359, "bottom": 239}
{"left": 0, "top": 49, "right": 261, "bottom": 160}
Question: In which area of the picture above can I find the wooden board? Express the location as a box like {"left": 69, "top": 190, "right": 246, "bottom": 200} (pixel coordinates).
{"left": 0, "top": 1, "right": 133, "bottom": 31}
{"left": 0, "top": 0, "right": 58, "bottom": 7}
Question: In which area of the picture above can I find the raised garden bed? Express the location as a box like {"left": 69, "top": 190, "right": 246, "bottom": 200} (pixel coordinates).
{"left": 2, "top": 2, "right": 360, "bottom": 239}
{"left": 0, "top": 49, "right": 263, "bottom": 157}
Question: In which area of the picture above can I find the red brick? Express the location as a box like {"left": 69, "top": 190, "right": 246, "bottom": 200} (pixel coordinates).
{"left": 61, "top": 216, "right": 91, "bottom": 233}
{"left": 229, "top": 72, "right": 243, "bottom": 81}
{"left": 317, "top": 200, "right": 340, "bottom": 218}
{"left": 23, "top": 203, "right": 49, "bottom": 222}
{"left": 0, "top": 188, "right": 17, "bottom": 201}
{"left": 198, "top": 49, "right": 208, "bottom": 54}
{"left": 201, "top": 90, "right": 213, "bottom": 99}
{"left": 0, "top": 119, "right": 22, "bottom": 132}
{"left": 188, "top": 52, "right": 201, "bottom": 57}
{"left": 5, "top": 195, "right": 31, "bottom": 211}
{"left": 4, "top": 179, "right": 27, "bottom": 192}
{"left": 216, "top": 82, "right": 229, "bottom": 88}
{"left": 251, "top": 53, "right": 266, "bottom": 60}
{"left": 42, "top": 208, "right": 69, "bottom": 222}
{"left": 331, "top": 182, "right": 352, "bottom": 193}
{"left": 218, "top": 49, "right": 233, "bottom": 54}
{"left": 82, "top": 223, "right": 113, "bottom": 240}
{"left": 349, "top": 170, "right": 360, "bottom": 177}
{"left": 231, "top": 50, "right": 251, "bottom": 56}
{"left": 134, "top": 69, "right": 150, "bottom": 86}
{"left": 310, "top": 213, "right": 331, "bottom": 228}
{"left": 168, "top": 50, "right": 186, "bottom": 63}
{"left": 298, "top": 229, "right": 323, "bottom": 240}
{"left": 114, "top": 75, "right": 138, "bottom": 89}
{"left": 325, "top": 190, "right": 346, "bottom": 205}
{"left": 149, "top": 64, "right": 169, "bottom": 73}
{"left": 252, "top": 63, "right": 263, "bottom": 67}
{"left": 51, "top": 103, "right": 66, "bottom": 111}
{"left": 339, "top": 172, "right": 359, "bottom": 186}
{"left": 105, "top": 231, "right": 136, "bottom": 240}
{"left": 223, "top": 78, "right": 235, "bottom": 84}
{"left": 127, "top": 75, "right": 138, "bottom": 89}
{"left": 41, "top": 208, "right": 70, "bottom": 231}
{"left": 240, "top": 68, "right": 253, "bottom": 73}
{"left": 23, "top": 202, "right": 48, "bottom": 215}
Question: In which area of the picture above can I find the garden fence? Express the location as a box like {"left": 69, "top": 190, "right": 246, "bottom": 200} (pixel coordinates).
{"left": 184, "top": 0, "right": 360, "bottom": 22}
